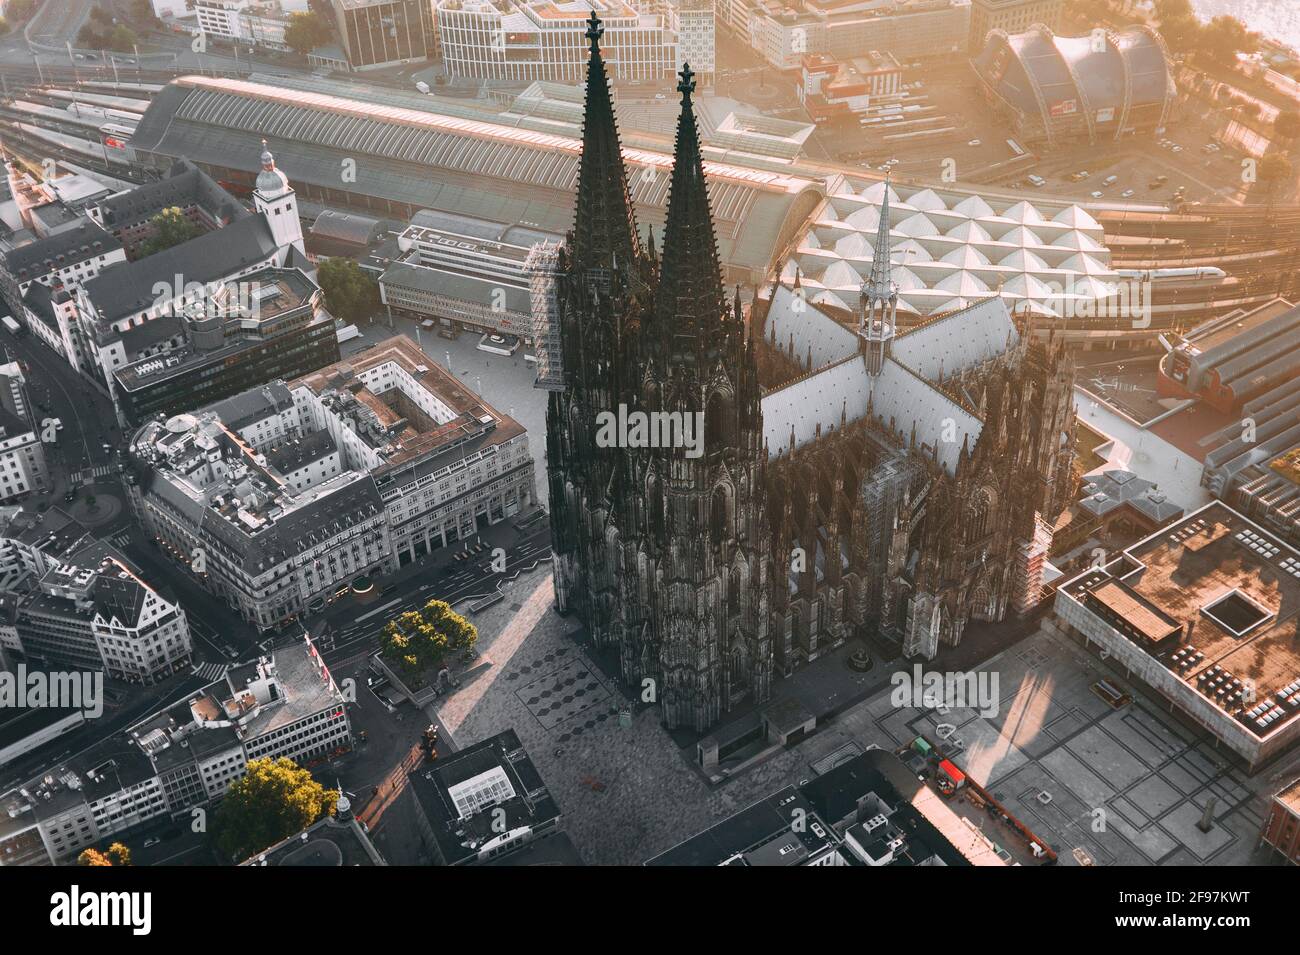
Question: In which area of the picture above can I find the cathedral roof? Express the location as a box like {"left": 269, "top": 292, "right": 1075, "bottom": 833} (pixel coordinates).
{"left": 759, "top": 291, "right": 1017, "bottom": 475}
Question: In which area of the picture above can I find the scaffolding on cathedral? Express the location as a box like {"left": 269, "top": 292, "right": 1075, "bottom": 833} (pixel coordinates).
{"left": 527, "top": 240, "right": 564, "bottom": 392}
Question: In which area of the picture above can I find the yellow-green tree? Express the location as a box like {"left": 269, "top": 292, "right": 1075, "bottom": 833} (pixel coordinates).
{"left": 214, "top": 757, "right": 338, "bottom": 862}
{"left": 380, "top": 600, "right": 477, "bottom": 684}
{"left": 77, "top": 842, "right": 131, "bottom": 866}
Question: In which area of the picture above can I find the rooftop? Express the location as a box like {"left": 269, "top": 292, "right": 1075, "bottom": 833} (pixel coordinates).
{"left": 1061, "top": 501, "right": 1300, "bottom": 740}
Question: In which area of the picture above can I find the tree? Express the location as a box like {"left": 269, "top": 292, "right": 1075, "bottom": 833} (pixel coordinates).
{"left": 1154, "top": 0, "right": 1201, "bottom": 54}
{"left": 139, "top": 206, "right": 202, "bottom": 257}
{"left": 1275, "top": 108, "right": 1300, "bottom": 140}
{"left": 1257, "top": 153, "right": 1292, "bottom": 191}
{"left": 213, "top": 757, "right": 337, "bottom": 862}
{"left": 1199, "top": 15, "right": 1258, "bottom": 65}
{"left": 284, "top": 11, "right": 331, "bottom": 55}
{"left": 77, "top": 843, "right": 131, "bottom": 866}
{"left": 381, "top": 600, "right": 477, "bottom": 683}
{"left": 89, "top": 4, "right": 113, "bottom": 25}
{"left": 316, "top": 257, "right": 379, "bottom": 324}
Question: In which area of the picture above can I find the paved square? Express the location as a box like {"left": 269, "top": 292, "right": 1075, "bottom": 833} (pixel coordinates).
{"left": 425, "top": 564, "right": 1297, "bottom": 865}
{"left": 513, "top": 658, "right": 616, "bottom": 732}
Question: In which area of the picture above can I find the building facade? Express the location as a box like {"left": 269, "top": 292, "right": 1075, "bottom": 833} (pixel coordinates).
{"left": 0, "top": 362, "right": 48, "bottom": 503}
{"left": 435, "top": 0, "right": 682, "bottom": 83}
{"left": 968, "top": 0, "right": 1062, "bottom": 50}
{"left": 333, "top": 0, "right": 433, "bottom": 70}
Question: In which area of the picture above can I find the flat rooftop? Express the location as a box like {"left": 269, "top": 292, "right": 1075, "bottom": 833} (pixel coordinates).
{"left": 1062, "top": 501, "right": 1300, "bottom": 740}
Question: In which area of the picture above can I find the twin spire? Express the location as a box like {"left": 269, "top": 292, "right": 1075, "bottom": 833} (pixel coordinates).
{"left": 571, "top": 12, "right": 642, "bottom": 271}
{"left": 571, "top": 14, "right": 726, "bottom": 352}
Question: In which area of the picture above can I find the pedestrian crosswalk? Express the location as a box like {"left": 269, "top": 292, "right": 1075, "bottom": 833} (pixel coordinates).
{"left": 70, "top": 465, "right": 118, "bottom": 484}
{"left": 192, "top": 661, "right": 228, "bottom": 682}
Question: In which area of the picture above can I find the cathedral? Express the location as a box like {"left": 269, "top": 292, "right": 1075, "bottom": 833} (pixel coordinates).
{"left": 545, "top": 15, "right": 1077, "bottom": 733}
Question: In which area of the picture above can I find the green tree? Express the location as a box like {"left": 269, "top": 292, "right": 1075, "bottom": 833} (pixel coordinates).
{"left": 1275, "top": 108, "right": 1300, "bottom": 139}
{"left": 381, "top": 599, "right": 477, "bottom": 682}
{"left": 1257, "top": 153, "right": 1292, "bottom": 191}
{"left": 213, "top": 757, "right": 338, "bottom": 862}
{"left": 1199, "top": 15, "right": 1257, "bottom": 65}
{"left": 139, "top": 207, "right": 202, "bottom": 257}
{"left": 108, "top": 24, "right": 138, "bottom": 51}
{"left": 316, "top": 257, "right": 379, "bottom": 324}
{"left": 1155, "top": 0, "right": 1201, "bottom": 53}
{"left": 284, "top": 10, "right": 331, "bottom": 55}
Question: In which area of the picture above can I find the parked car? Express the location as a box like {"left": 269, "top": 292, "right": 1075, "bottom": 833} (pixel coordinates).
{"left": 1090, "top": 190, "right": 1103, "bottom": 199}
{"left": 967, "top": 138, "right": 981, "bottom": 147}
{"left": 1120, "top": 188, "right": 1135, "bottom": 198}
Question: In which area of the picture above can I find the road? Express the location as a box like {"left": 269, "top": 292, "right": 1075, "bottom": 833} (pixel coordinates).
{"left": 0, "top": 328, "right": 121, "bottom": 495}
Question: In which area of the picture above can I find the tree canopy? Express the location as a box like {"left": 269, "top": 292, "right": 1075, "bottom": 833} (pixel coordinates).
{"left": 78, "top": 842, "right": 132, "bottom": 866}
{"left": 316, "top": 257, "right": 380, "bottom": 324}
{"left": 139, "top": 207, "right": 203, "bottom": 257}
{"left": 213, "top": 757, "right": 338, "bottom": 862}
{"left": 284, "top": 11, "right": 332, "bottom": 55}
{"left": 381, "top": 600, "right": 478, "bottom": 685}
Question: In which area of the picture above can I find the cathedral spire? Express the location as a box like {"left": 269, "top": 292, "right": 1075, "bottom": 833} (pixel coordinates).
{"left": 571, "top": 13, "right": 641, "bottom": 271}
{"left": 866, "top": 175, "right": 894, "bottom": 294}
{"left": 654, "top": 63, "right": 726, "bottom": 354}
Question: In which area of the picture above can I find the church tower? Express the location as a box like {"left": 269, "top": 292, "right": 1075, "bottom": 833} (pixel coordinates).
{"left": 629, "top": 63, "right": 771, "bottom": 731}
{"left": 546, "top": 14, "right": 653, "bottom": 637}
{"left": 858, "top": 179, "right": 897, "bottom": 376}
{"left": 252, "top": 140, "right": 304, "bottom": 256}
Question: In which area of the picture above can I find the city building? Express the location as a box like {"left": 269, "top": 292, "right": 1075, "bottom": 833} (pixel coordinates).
{"left": 435, "top": 0, "right": 686, "bottom": 83}
{"left": 1052, "top": 501, "right": 1300, "bottom": 773}
{"left": 0, "top": 632, "right": 350, "bottom": 864}
{"left": 112, "top": 265, "right": 340, "bottom": 428}
{"left": 799, "top": 50, "right": 904, "bottom": 122}
{"left": 547, "top": 19, "right": 1075, "bottom": 731}
{"left": 0, "top": 361, "right": 48, "bottom": 503}
{"left": 332, "top": 0, "right": 433, "bottom": 70}
{"left": 0, "top": 507, "right": 194, "bottom": 683}
{"left": 6, "top": 154, "right": 312, "bottom": 418}
{"left": 1164, "top": 300, "right": 1300, "bottom": 548}
{"left": 744, "top": 0, "right": 971, "bottom": 70}
{"left": 290, "top": 336, "right": 537, "bottom": 565}
{"left": 194, "top": 0, "right": 309, "bottom": 49}
{"left": 129, "top": 384, "right": 391, "bottom": 631}
{"left": 968, "top": 0, "right": 1062, "bottom": 51}
{"left": 130, "top": 337, "right": 534, "bottom": 628}
{"left": 677, "top": 0, "right": 716, "bottom": 81}
{"left": 409, "top": 728, "right": 564, "bottom": 865}
{"left": 377, "top": 210, "right": 559, "bottom": 338}
{"left": 1259, "top": 777, "right": 1300, "bottom": 864}
{"left": 647, "top": 749, "right": 1008, "bottom": 865}
{"left": 125, "top": 73, "right": 822, "bottom": 287}
{"left": 972, "top": 24, "right": 1176, "bottom": 146}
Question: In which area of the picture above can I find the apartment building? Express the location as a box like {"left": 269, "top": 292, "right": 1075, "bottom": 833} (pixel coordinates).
{"left": 0, "top": 632, "right": 350, "bottom": 864}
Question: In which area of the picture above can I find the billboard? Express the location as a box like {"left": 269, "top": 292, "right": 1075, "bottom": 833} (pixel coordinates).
{"left": 1049, "top": 98, "right": 1078, "bottom": 117}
